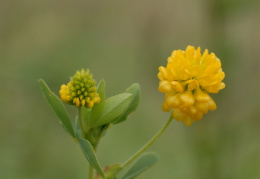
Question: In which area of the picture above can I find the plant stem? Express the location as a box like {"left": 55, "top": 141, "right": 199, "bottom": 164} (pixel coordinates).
{"left": 78, "top": 107, "right": 86, "bottom": 134}
{"left": 88, "top": 165, "right": 94, "bottom": 179}
{"left": 120, "top": 116, "right": 173, "bottom": 169}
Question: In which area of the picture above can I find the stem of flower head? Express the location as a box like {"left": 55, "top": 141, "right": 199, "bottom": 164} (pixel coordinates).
{"left": 120, "top": 116, "right": 173, "bottom": 169}
{"left": 78, "top": 107, "right": 86, "bottom": 135}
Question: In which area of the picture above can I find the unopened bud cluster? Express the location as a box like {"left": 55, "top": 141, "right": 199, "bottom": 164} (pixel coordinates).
{"left": 59, "top": 69, "right": 100, "bottom": 108}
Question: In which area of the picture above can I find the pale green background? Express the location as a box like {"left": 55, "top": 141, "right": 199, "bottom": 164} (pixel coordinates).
{"left": 1, "top": 0, "right": 260, "bottom": 178}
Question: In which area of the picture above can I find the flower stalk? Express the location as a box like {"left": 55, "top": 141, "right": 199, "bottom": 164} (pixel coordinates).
{"left": 78, "top": 107, "right": 86, "bottom": 134}
{"left": 120, "top": 116, "right": 173, "bottom": 169}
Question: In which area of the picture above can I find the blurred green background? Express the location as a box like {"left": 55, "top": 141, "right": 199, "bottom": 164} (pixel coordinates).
{"left": 1, "top": 0, "right": 260, "bottom": 178}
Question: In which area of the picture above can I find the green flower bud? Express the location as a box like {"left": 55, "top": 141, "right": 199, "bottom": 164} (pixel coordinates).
{"left": 59, "top": 69, "right": 100, "bottom": 108}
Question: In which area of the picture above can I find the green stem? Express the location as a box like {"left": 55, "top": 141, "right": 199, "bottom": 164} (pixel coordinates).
{"left": 78, "top": 107, "right": 86, "bottom": 134}
{"left": 120, "top": 116, "right": 173, "bottom": 169}
{"left": 88, "top": 165, "right": 94, "bottom": 179}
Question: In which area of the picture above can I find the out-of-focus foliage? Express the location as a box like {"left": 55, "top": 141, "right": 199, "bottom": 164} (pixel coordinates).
{"left": 1, "top": 0, "right": 260, "bottom": 178}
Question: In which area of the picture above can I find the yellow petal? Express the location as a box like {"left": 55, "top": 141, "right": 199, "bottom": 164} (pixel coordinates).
{"left": 158, "top": 80, "right": 173, "bottom": 93}
{"left": 195, "top": 89, "right": 210, "bottom": 102}
{"left": 158, "top": 66, "right": 168, "bottom": 80}
{"left": 194, "top": 47, "right": 201, "bottom": 64}
{"left": 189, "top": 106, "right": 197, "bottom": 114}
{"left": 219, "top": 82, "right": 225, "bottom": 90}
{"left": 193, "top": 111, "right": 203, "bottom": 121}
{"left": 208, "top": 97, "right": 217, "bottom": 111}
{"left": 165, "top": 94, "right": 180, "bottom": 108}
{"left": 171, "top": 81, "right": 184, "bottom": 92}
{"left": 179, "top": 91, "right": 195, "bottom": 106}
{"left": 200, "top": 49, "right": 208, "bottom": 64}
{"left": 172, "top": 109, "right": 183, "bottom": 121}
{"left": 191, "top": 65, "right": 201, "bottom": 77}
{"left": 162, "top": 101, "right": 171, "bottom": 112}
{"left": 183, "top": 118, "right": 193, "bottom": 127}
{"left": 195, "top": 102, "right": 209, "bottom": 113}
{"left": 186, "top": 79, "right": 199, "bottom": 91}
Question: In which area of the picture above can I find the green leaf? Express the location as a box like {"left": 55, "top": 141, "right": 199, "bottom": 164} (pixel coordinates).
{"left": 113, "top": 83, "right": 140, "bottom": 124}
{"left": 92, "top": 93, "right": 133, "bottom": 128}
{"left": 75, "top": 117, "right": 104, "bottom": 178}
{"left": 89, "top": 80, "right": 106, "bottom": 127}
{"left": 38, "top": 79, "right": 75, "bottom": 138}
{"left": 122, "top": 153, "right": 159, "bottom": 179}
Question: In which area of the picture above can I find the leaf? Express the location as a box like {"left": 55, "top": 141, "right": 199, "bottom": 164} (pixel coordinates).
{"left": 38, "top": 79, "right": 75, "bottom": 138}
{"left": 92, "top": 93, "right": 133, "bottom": 128}
{"left": 122, "top": 153, "right": 159, "bottom": 179}
{"left": 77, "top": 138, "right": 105, "bottom": 178}
{"left": 112, "top": 84, "right": 140, "bottom": 124}
{"left": 75, "top": 117, "right": 104, "bottom": 178}
{"left": 88, "top": 80, "right": 106, "bottom": 127}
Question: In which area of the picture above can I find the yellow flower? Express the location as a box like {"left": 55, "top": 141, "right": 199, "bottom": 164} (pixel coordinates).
{"left": 158, "top": 46, "right": 225, "bottom": 126}
{"left": 59, "top": 69, "right": 100, "bottom": 108}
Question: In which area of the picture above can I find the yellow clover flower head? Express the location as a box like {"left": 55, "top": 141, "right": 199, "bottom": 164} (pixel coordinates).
{"left": 59, "top": 69, "right": 100, "bottom": 108}
{"left": 158, "top": 45, "right": 225, "bottom": 126}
